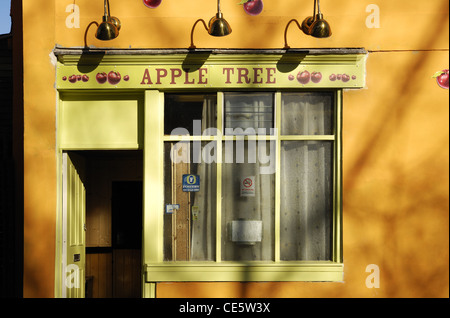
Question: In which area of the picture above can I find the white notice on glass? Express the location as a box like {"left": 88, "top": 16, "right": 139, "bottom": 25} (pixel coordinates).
{"left": 240, "top": 176, "right": 255, "bottom": 197}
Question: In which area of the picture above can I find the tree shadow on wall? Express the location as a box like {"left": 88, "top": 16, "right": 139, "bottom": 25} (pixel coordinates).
{"left": 341, "top": 1, "right": 449, "bottom": 298}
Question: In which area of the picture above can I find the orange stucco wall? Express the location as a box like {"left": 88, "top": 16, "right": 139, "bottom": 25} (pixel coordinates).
{"left": 21, "top": 0, "right": 448, "bottom": 297}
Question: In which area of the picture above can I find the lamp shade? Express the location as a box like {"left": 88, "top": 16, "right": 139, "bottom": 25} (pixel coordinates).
{"left": 96, "top": 17, "right": 119, "bottom": 40}
{"left": 301, "top": 16, "right": 314, "bottom": 34}
{"left": 110, "top": 16, "right": 121, "bottom": 31}
{"left": 309, "top": 13, "right": 332, "bottom": 38}
{"left": 208, "top": 13, "right": 232, "bottom": 36}
{"left": 95, "top": 0, "right": 120, "bottom": 41}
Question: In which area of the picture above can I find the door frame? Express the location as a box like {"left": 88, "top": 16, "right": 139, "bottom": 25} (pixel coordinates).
{"left": 59, "top": 152, "right": 86, "bottom": 298}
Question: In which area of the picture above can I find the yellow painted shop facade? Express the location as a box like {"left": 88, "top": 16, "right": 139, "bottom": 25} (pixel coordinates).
{"left": 19, "top": 0, "right": 448, "bottom": 298}
{"left": 55, "top": 48, "right": 365, "bottom": 298}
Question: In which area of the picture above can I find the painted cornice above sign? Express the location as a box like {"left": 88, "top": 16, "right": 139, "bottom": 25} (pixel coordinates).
{"left": 54, "top": 48, "right": 367, "bottom": 90}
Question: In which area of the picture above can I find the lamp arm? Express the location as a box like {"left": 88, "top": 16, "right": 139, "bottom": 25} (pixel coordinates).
{"left": 217, "top": 0, "right": 221, "bottom": 14}
{"left": 189, "top": 19, "right": 209, "bottom": 49}
{"left": 84, "top": 21, "right": 99, "bottom": 47}
{"left": 283, "top": 19, "right": 302, "bottom": 49}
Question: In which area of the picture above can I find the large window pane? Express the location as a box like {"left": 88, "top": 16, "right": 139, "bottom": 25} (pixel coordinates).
{"left": 221, "top": 141, "right": 275, "bottom": 261}
{"left": 281, "top": 92, "right": 334, "bottom": 135}
{"left": 163, "top": 141, "right": 216, "bottom": 261}
{"left": 224, "top": 93, "right": 274, "bottom": 135}
{"left": 280, "top": 141, "right": 333, "bottom": 261}
{"left": 165, "top": 94, "right": 217, "bottom": 136}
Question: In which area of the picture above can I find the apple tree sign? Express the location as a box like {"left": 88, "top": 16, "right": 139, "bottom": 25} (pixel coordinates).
{"left": 55, "top": 51, "right": 367, "bottom": 90}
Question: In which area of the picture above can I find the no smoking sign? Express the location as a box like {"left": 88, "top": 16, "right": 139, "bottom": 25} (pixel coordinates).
{"left": 240, "top": 176, "right": 255, "bottom": 197}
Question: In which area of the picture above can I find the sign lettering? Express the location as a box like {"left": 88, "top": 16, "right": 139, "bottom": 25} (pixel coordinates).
{"left": 140, "top": 67, "right": 208, "bottom": 85}
{"left": 57, "top": 56, "right": 366, "bottom": 89}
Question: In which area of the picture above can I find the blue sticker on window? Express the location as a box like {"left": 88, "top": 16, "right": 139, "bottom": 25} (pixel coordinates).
{"left": 182, "top": 174, "right": 200, "bottom": 192}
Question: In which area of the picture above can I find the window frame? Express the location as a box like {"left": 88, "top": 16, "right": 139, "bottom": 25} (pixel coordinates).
{"left": 144, "top": 89, "right": 344, "bottom": 282}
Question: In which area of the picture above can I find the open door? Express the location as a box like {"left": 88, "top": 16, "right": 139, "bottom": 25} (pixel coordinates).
{"left": 62, "top": 152, "right": 86, "bottom": 298}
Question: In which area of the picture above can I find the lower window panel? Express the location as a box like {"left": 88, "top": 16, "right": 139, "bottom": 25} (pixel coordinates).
{"left": 221, "top": 141, "right": 275, "bottom": 261}
{"left": 163, "top": 140, "right": 334, "bottom": 262}
{"left": 280, "top": 141, "right": 334, "bottom": 261}
{"left": 164, "top": 141, "right": 217, "bottom": 261}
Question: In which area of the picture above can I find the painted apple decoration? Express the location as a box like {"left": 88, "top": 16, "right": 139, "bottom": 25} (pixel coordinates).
{"left": 96, "top": 72, "right": 107, "bottom": 84}
{"left": 329, "top": 74, "right": 336, "bottom": 81}
{"left": 311, "top": 72, "right": 322, "bottom": 83}
{"left": 68, "top": 75, "right": 77, "bottom": 83}
{"left": 124, "top": 75, "right": 130, "bottom": 81}
{"left": 341, "top": 74, "right": 350, "bottom": 82}
{"left": 239, "top": 0, "right": 263, "bottom": 16}
{"left": 297, "top": 70, "right": 310, "bottom": 84}
{"left": 108, "top": 71, "right": 121, "bottom": 85}
{"left": 82, "top": 75, "right": 89, "bottom": 82}
{"left": 432, "top": 69, "right": 449, "bottom": 89}
{"left": 288, "top": 74, "right": 295, "bottom": 81}
{"left": 143, "top": 0, "right": 162, "bottom": 9}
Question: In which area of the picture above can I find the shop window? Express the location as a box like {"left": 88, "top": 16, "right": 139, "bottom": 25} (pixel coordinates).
{"left": 164, "top": 94, "right": 217, "bottom": 136}
{"left": 224, "top": 93, "right": 274, "bottom": 135}
{"left": 280, "top": 92, "right": 334, "bottom": 261}
{"left": 163, "top": 141, "right": 217, "bottom": 261}
{"left": 164, "top": 94, "right": 218, "bottom": 261}
{"left": 221, "top": 140, "right": 276, "bottom": 261}
{"left": 163, "top": 91, "right": 337, "bottom": 264}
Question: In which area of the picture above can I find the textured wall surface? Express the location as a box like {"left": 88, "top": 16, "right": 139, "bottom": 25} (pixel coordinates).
{"left": 21, "top": 0, "right": 448, "bottom": 297}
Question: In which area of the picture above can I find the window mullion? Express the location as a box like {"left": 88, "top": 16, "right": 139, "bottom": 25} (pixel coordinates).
{"left": 334, "top": 89, "right": 343, "bottom": 263}
{"left": 275, "top": 92, "right": 281, "bottom": 262}
{"left": 216, "top": 92, "right": 224, "bottom": 263}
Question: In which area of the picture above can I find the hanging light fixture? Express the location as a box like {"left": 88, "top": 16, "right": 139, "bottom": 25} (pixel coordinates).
{"left": 189, "top": 0, "right": 232, "bottom": 48}
{"left": 303, "top": 0, "right": 331, "bottom": 38}
{"left": 208, "top": 0, "right": 232, "bottom": 36}
{"left": 95, "top": 0, "right": 121, "bottom": 41}
{"left": 284, "top": 0, "right": 331, "bottom": 48}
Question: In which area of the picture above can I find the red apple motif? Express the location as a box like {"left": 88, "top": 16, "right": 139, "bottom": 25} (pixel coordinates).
{"left": 329, "top": 74, "right": 337, "bottom": 81}
{"left": 96, "top": 72, "right": 107, "bottom": 84}
{"left": 297, "top": 70, "right": 310, "bottom": 84}
{"left": 68, "top": 75, "right": 77, "bottom": 83}
{"left": 311, "top": 72, "right": 322, "bottom": 83}
{"left": 143, "top": 0, "right": 162, "bottom": 9}
{"left": 341, "top": 74, "right": 350, "bottom": 82}
{"left": 124, "top": 75, "right": 130, "bottom": 81}
{"left": 239, "top": 0, "right": 263, "bottom": 16}
{"left": 432, "top": 69, "right": 449, "bottom": 89}
{"left": 82, "top": 75, "right": 89, "bottom": 82}
{"left": 108, "top": 71, "right": 121, "bottom": 85}
{"left": 62, "top": 76, "right": 67, "bottom": 81}
{"left": 288, "top": 74, "right": 295, "bottom": 81}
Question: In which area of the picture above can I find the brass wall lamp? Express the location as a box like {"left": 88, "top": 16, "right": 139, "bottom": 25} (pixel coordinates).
{"left": 95, "top": 0, "right": 121, "bottom": 40}
{"left": 189, "top": 0, "right": 232, "bottom": 49}
{"left": 284, "top": 0, "right": 331, "bottom": 48}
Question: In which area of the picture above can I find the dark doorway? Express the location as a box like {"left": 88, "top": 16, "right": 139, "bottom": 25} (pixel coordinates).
{"left": 112, "top": 181, "right": 142, "bottom": 250}
{"left": 83, "top": 150, "right": 143, "bottom": 298}
{"left": 111, "top": 181, "right": 142, "bottom": 298}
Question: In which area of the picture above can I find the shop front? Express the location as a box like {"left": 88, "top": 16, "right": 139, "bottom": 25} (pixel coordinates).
{"left": 54, "top": 47, "right": 367, "bottom": 298}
